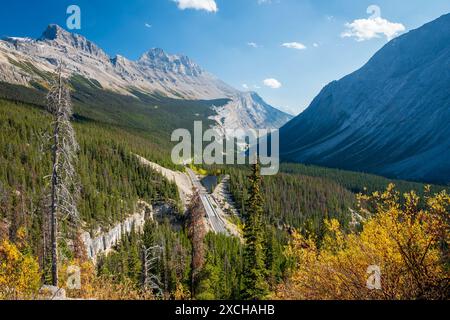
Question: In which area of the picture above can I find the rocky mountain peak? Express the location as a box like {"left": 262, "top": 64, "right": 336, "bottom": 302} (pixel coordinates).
{"left": 39, "top": 24, "right": 69, "bottom": 41}
{"left": 39, "top": 24, "right": 108, "bottom": 59}
{"left": 138, "top": 48, "right": 203, "bottom": 77}
{"left": 141, "top": 47, "right": 167, "bottom": 58}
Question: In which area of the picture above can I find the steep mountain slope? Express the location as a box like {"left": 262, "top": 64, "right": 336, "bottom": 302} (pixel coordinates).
{"left": 0, "top": 24, "right": 291, "bottom": 131}
{"left": 280, "top": 13, "right": 450, "bottom": 184}
{"left": 210, "top": 91, "right": 293, "bottom": 135}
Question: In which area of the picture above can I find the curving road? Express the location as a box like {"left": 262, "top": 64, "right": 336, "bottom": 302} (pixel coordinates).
{"left": 186, "top": 168, "right": 228, "bottom": 234}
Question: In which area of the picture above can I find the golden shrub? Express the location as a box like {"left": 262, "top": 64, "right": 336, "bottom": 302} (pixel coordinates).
{"left": 60, "top": 259, "right": 154, "bottom": 300}
{"left": 0, "top": 239, "right": 41, "bottom": 300}
{"left": 277, "top": 185, "right": 449, "bottom": 300}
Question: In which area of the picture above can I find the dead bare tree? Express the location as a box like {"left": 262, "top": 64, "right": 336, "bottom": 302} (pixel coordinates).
{"left": 186, "top": 190, "right": 206, "bottom": 297}
{"left": 46, "top": 63, "right": 80, "bottom": 286}
{"left": 142, "top": 244, "right": 164, "bottom": 298}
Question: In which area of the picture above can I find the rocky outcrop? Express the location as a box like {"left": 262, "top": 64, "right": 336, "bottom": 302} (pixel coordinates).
{"left": 38, "top": 285, "right": 67, "bottom": 300}
{"left": 81, "top": 200, "right": 153, "bottom": 261}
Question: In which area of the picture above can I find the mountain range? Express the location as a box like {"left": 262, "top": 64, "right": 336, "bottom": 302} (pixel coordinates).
{"left": 280, "top": 13, "right": 450, "bottom": 184}
{"left": 1, "top": 17, "right": 448, "bottom": 184}
{"left": 0, "top": 24, "right": 292, "bottom": 132}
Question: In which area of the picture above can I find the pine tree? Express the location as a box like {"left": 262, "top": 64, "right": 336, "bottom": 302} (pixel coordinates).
{"left": 241, "top": 162, "right": 269, "bottom": 300}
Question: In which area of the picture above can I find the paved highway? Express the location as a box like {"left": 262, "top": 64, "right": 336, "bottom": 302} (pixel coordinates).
{"left": 186, "top": 168, "right": 228, "bottom": 234}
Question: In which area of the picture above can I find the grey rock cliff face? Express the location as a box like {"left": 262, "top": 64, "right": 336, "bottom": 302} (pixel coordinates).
{"left": 81, "top": 201, "right": 153, "bottom": 261}
{"left": 280, "top": 13, "right": 450, "bottom": 184}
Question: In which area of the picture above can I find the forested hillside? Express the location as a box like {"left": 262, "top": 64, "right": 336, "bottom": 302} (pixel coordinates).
{"left": 280, "top": 163, "right": 449, "bottom": 194}
{"left": 226, "top": 162, "right": 446, "bottom": 234}
{"left": 228, "top": 168, "right": 355, "bottom": 234}
{"left": 0, "top": 98, "right": 180, "bottom": 255}
{"left": 0, "top": 95, "right": 247, "bottom": 300}
{"left": 0, "top": 79, "right": 228, "bottom": 151}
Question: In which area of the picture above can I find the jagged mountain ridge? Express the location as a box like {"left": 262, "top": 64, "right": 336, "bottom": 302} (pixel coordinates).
{"left": 0, "top": 24, "right": 292, "bottom": 130}
{"left": 279, "top": 13, "right": 450, "bottom": 184}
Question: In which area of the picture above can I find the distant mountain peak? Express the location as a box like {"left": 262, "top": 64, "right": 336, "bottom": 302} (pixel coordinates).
{"left": 38, "top": 24, "right": 107, "bottom": 59}
{"left": 40, "top": 24, "right": 69, "bottom": 41}
{"left": 142, "top": 47, "right": 167, "bottom": 56}
{"left": 138, "top": 48, "right": 169, "bottom": 63}
{"left": 138, "top": 48, "right": 203, "bottom": 77}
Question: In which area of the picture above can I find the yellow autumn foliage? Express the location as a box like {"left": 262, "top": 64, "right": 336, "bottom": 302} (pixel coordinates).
{"left": 277, "top": 184, "right": 449, "bottom": 300}
{"left": 173, "top": 281, "right": 191, "bottom": 300}
{"left": 87, "top": 275, "right": 154, "bottom": 300}
{"left": 0, "top": 239, "right": 41, "bottom": 300}
{"left": 0, "top": 244, "right": 153, "bottom": 300}
{"left": 58, "top": 259, "right": 154, "bottom": 300}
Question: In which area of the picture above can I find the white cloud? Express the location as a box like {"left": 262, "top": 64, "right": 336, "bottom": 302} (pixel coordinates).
{"left": 282, "top": 42, "right": 307, "bottom": 50}
{"left": 313, "top": 42, "right": 319, "bottom": 47}
{"left": 145, "top": 23, "right": 152, "bottom": 28}
{"left": 263, "top": 78, "right": 282, "bottom": 89}
{"left": 173, "top": 0, "right": 218, "bottom": 13}
{"left": 247, "top": 42, "right": 259, "bottom": 48}
{"left": 242, "top": 84, "right": 249, "bottom": 90}
{"left": 341, "top": 7, "right": 405, "bottom": 42}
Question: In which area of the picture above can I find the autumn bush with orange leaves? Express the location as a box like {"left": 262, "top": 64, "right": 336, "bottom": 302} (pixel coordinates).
{"left": 277, "top": 184, "right": 449, "bottom": 300}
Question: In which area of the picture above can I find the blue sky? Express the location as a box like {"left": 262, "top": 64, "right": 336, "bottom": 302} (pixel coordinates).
{"left": 1, "top": 0, "right": 449, "bottom": 115}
